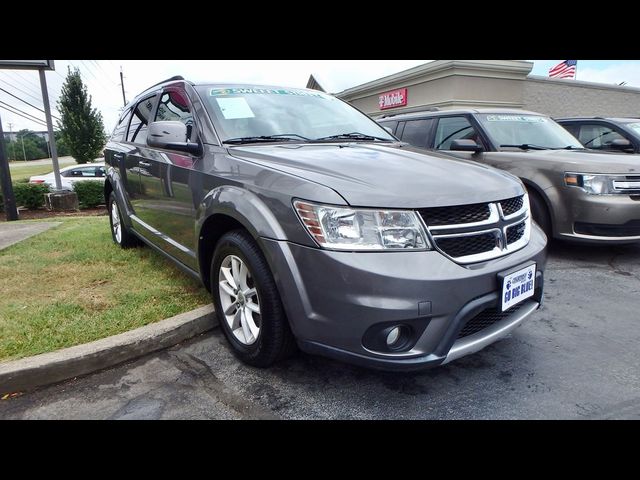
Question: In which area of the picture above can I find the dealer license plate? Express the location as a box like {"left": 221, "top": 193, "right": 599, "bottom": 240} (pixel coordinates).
{"left": 501, "top": 264, "right": 536, "bottom": 311}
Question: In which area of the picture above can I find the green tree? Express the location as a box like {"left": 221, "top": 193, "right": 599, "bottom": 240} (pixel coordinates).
{"left": 56, "top": 67, "right": 106, "bottom": 164}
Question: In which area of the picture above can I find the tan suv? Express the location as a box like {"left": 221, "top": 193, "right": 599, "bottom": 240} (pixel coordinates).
{"left": 379, "top": 108, "right": 640, "bottom": 243}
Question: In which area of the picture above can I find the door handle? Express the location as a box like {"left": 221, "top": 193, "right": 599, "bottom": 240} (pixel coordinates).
{"left": 138, "top": 161, "right": 152, "bottom": 168}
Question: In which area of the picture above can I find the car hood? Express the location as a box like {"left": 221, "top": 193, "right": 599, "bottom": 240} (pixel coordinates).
{"left": 496, "top": 148, "right": 640, "bottom": 174}
{"left": 228, "top": 143, "right": 523, "bottom": 208}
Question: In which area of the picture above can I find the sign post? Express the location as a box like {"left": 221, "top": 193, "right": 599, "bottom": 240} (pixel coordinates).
{"left": 39, "top": 69, "right": 62, "bottom": 190}
{"left": 0, "top": 113, "right": 19, "bottom": 221}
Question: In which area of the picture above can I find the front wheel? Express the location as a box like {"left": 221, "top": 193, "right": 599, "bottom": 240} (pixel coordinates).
{"left": 108, "top": 192, "right": 140, "bottom": 248}
{"left": 211, "top": 230, "right": 296, "bottom": 367}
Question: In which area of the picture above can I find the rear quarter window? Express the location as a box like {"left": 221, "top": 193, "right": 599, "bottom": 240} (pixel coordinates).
{"left": 111, "top": 108, "right": 132, "bottom": 142}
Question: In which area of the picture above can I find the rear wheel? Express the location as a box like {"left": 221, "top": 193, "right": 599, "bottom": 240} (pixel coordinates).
{"left": 108, "top": 192, "right": 140, "bottom": 248}
{"left": 528, "top": 189, "right": 552, "bottom": 239}
{"left": 211, "top": 230, "right": 296, "bottom": 367}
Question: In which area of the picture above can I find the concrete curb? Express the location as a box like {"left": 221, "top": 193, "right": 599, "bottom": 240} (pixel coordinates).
{"left": 0, "top": 304, "right": 216, "bottom": 395}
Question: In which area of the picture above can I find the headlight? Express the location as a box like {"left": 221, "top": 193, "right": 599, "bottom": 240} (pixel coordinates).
{"left": 564, "top": 173, "right": 617, "bottom": 195}
{"left": 294, "top": 200, "right": 431, "bottom": 251}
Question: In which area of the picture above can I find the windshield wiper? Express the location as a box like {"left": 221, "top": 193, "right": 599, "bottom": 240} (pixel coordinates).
{"left": 224, "top": 134, "right": 311, "bottom": 144}
{"left": 314, "top": 132, "right": 393, "bottom": 142}
{"left": 500, "top": 143, "right": 549, "bottom": 150}
{"left": 559, "top": 145, "right": 587, "bottom": 150}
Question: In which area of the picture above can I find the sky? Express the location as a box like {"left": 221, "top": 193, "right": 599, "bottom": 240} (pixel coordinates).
{"left": 1, "top": 60, "right": 640, "bottom": 133}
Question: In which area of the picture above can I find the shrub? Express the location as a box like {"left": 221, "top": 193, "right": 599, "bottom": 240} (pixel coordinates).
{"left": 73, "top": 181, "right": 105, "bottom": 208}
{"left": 13, "top": 183, "right": 50, "bottom": 210}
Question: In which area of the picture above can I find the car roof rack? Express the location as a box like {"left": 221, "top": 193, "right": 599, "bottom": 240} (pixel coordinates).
{"left": 146, "top": 75, "right": 185, "bottom": 91}
{"left": 379, "top": 107, "right": 440, "bottom": 119}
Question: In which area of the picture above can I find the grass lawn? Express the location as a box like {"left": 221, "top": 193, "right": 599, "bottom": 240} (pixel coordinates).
{"left": 9, "top": 157, "right": 76, "bottom": 182}
{"left": 0, "top": 216, "right": 210, "bottom": 362}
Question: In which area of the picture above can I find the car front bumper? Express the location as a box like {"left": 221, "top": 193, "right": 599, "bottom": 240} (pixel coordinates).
{"left": 553, "top": 188, "right": 640, "bottom": 243}
{"left": 260, "top": 223, "right": 547, "bottom": 371}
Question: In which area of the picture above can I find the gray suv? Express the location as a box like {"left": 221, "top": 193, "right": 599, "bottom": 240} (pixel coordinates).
{"left": 104, "top": 78, "right": 546, "bottom": 371}
{"left": 380, "top": 109, "right": 640, "bottom": 243}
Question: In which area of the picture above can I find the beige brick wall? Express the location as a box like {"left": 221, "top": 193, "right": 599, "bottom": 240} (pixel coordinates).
{"left": 523, "top": 78, "right": 640, "bottom": 117}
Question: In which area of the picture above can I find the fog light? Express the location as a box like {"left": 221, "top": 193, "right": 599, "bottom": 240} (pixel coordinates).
{"left": 386, "top": 327, "right": 401, "bottom": 347}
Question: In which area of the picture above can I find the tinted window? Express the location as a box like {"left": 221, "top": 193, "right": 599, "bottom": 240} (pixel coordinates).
{"left": 111, "top": 108, "right": 132, "bottom": 142}
{"left": 399, "top": 119, "right": 432, "bottom": 148}
{"left": 127, "top": 96, "right": 156, "bottom": 144}
{"left": 435, "top": 116, "right": 478, "bottom": 150}
{"left": 67, "top": 166, "right": 102, "bottom": 177}
{"left": 155, "top": 88, "right": 194, "bottom": 142}
{"left": 578, "top": 124, "right": 625, "bottom": 150}
{"left": 559, "top": 122, "right": 580, "bottom": 138}
{"left": 378, "top": 121, "right": 398, "bottom": 135}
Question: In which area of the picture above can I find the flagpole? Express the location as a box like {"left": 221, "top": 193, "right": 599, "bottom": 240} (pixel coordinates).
{"left": 574, "top": 60, "right": 578, "bottom": 80}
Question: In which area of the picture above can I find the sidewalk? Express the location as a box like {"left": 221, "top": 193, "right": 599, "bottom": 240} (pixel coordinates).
{"left": 0, "top": 222, "right": 61, "bottom": 251}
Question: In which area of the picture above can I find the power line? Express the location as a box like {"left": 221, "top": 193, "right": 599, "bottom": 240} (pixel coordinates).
{"left": 0, "top": 86, "right": 60, "bottom": 121}
{"left": 0, "top": 74, "right": 44, "bottom": 104}
{"left": 0, "top": 100, "right": 47, "bottom": 124}
{"left": 81, "top": 60, "right": 121, "bottom": 98}
{"left": 0, "top": 104, "right": 47, "bottom": 127}
{"left": 13, "top": 71, "right": 43, "bottom": 97}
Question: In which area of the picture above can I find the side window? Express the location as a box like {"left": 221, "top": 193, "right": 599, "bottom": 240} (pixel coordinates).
{"left": 399, "top": 119, "right": 433, "bottom": 148}
{"left": 378, "top": 121, "right": 398, "bottom": 135}
{"left": 155, "top": 88, "right": 194, "bottom": 142}
{"left": 70, "top": 167, "right": 100, "bottom": 177}
{"left": 111, "top": 108, "right": 132, "bottom": 142}
{"left": 127, "top": 95, "right": 157, "bottom": 145}
{"left": 435, "top": 116, "right": 478, "bottom": 150}
{"left": 578, "top": 124, "right": 625, "bottom": 150}
{"left": 560, "top": 122, "right": 580, "bottom": 138}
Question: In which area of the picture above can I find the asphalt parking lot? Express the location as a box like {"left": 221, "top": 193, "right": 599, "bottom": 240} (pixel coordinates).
{"left": 1, "top": 240, "right": 639, "bottom": 419}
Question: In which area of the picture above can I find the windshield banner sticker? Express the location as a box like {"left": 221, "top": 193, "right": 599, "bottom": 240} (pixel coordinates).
{"left": 215, "top": 97, "right": 255, "bottom": 120}
{"left": 210, "top": 87, "right": 325, "bottom": 98}
{"left": 486, "top": 115, "right": 547, "bottom": 123}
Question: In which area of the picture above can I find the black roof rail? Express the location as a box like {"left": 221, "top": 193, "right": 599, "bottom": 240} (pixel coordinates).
{"left": 379, "top": 107, "right": 440, "bottom": 119}
{"left": 138, "top": 75, "right": 186, "bottom": 97}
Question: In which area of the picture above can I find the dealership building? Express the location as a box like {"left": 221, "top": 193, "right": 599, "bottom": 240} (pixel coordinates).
{"left": 335, "top": 60, "right": 640, "bottom": 119}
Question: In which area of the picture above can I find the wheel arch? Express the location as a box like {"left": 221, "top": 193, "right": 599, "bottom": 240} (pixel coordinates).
{"left": 521, "top": 178, "right": 555, "bottom": 235}
{"left": 196, "top": 186, "right": 287, "bottom": 292}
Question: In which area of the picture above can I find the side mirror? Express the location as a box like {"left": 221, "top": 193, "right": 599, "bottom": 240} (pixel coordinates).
{"left": 382, "top": 126, "right": 393, "bottom": 134}
{"left": 147, "top": 121, "right": 202, "bottom": 156}
{"left": 450, "top": 139, "right": 483, "bottom": 152}
{"left": 609, "top": 138, "right": 633, "bottom": 152}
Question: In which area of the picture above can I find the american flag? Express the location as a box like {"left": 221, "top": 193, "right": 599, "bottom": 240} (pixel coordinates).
{"left": 549, "top": 60, "right": 577, "bottom": 79}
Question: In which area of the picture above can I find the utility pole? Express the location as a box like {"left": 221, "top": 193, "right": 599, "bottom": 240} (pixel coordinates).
{"left": 20, "top": 133, "right": 26, "bottom": 161}
{"left": 0, "top": 113, "right": 19, "bottom": 221}
{"left": 119, "top": 66, "right": 127, "bottom": 107}
{"left": 7, "top": 122, "right": 14, "bottom": 161}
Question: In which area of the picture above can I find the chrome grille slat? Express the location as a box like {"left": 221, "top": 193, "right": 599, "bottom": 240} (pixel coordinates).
{"left": 418, "top": 195, "right": 530, "bottom": 264}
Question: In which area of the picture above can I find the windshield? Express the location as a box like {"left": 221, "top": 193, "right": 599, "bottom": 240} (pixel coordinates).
{"left": 477, "top": 114, "right": 583, "bottom": 149}
{"left": 197, "top": 86, "right": 396, "bottom": 143}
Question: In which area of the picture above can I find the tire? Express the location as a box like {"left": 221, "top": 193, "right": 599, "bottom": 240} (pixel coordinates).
{"left": 211, "top": 230, "right": 296, "bottom": 367}
{"left": 108, "top": 191, "right": 140, "bottom": 248}
{"left": 528, "top": 189, "right": 552, "bottom": 239}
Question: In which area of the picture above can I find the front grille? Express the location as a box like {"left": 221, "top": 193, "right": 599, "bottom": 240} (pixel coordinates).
{"left": 457, "top": 302, "right": 525, "bottom": 339}
{"left": 419, "top": 195, "right": 529, "bottom": 264}
{"left": 500, "top": 196, "right": 524, "bottom": 216}
{"left": 435, "top": 232, "right": 497, "bottom": 258}
{"left": 419, "top": 202, "right": 490, "bottom": 226}
{"left": 506, "top": 221, "right": 526, "bottom": 244}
